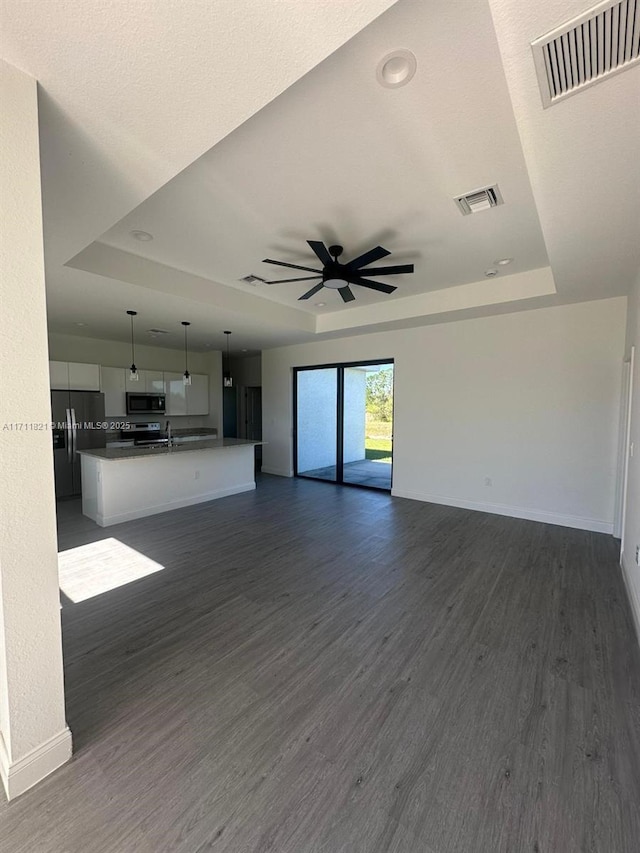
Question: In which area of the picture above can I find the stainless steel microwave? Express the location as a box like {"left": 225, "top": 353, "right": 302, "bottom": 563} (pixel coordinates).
{"left": 126, "top": 393, "right": 166, "bottom": 415}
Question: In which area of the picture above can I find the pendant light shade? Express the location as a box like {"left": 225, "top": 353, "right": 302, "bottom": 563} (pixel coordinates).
{"left": 223, "top": 331, "right": 233, "bottom": 387}
{"left": 127, "top": 310, "right": 139, "bottom": 381}
{"left": 182, "top": 321, "right": 192, "bottom": 386}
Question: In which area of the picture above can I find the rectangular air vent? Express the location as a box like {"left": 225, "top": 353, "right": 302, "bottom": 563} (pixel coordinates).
{"left": 239, "top": 274, "right": 265, "bottom": 284}
{"left": 532, "top": 0, "right": 640, "bottom": 108}
{"left": 454, "top": 185, "right": 504, "bottom": 216}
{"left": 147, "top": 328, "right": 170, "bottom": 335}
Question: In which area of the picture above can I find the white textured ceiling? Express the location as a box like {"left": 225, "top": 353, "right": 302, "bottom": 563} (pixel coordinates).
{"left": 2, "top": 0, "right": 639, "bottom": 351}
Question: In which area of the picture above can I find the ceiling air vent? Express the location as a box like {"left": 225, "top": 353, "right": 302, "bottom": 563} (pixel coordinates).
{"left": 147, "top": 328, "right": 170, "bottom": 336}
{"left": 532, "top": 0, "right": 640, "bottom": 108}
{"left": 454, "top": 185, "right": 504, "bottom": 216}
{"left": 239, "top": 274, "right": 265, "bottom": 285}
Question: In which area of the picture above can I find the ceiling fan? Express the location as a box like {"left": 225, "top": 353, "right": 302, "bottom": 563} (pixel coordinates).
{"left": 262, "top": 240, "right": 414, "bottom": 302}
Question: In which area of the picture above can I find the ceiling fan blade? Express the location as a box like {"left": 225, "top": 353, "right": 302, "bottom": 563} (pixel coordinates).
{"left": 265, "top": 276, "right": 322, "bottom": 284}
{"left": 357, "top": 264, "right": 414, "bottom": 276}
{"left": 298, "top": 282, "right": 326, "bottom": 301}
{"left": 262, "top": 258, "right": 322, "bottom": 274}
{"left": 351, "top": 278, "right": 397, "bottom": 294}
{"left": 345, "top": 246, "right": 391, "bottom": 270}
{"left": 307, "top": 240, "right": 333, "bottom": 266}
{"left": 339, "top": 286, "right": 356, "bottom": 303}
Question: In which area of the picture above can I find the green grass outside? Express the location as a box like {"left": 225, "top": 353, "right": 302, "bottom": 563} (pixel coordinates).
{"left": 365, "top": 418, "right": 392, "bottom": 462}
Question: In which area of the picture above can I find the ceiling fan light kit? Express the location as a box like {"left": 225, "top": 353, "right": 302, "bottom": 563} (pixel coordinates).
{"left": 262, "top": 240, "right": 414, "bottom": 303}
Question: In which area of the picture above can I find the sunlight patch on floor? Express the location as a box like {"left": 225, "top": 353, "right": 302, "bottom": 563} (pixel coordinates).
{"left": 58, "top": 538, "right": 165, "bottom": 603}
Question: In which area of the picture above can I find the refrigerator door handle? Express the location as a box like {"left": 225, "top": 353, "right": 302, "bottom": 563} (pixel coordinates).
{"left": 65, "top": 408, "right": 72, "bottom": 462}
{"left": 70, "top": 407, "right": 78, "bottom": 457}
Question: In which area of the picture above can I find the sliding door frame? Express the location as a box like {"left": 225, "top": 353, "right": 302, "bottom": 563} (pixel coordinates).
{"left": 293, "top": 358, "right": 394, "bottom": 491}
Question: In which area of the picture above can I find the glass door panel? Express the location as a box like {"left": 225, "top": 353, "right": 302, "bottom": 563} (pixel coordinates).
{"left": 343, "top": 364, "right": 393, "bottom": 489}
{"left": 296, "top": 368, "right": 338, "bottom": 482}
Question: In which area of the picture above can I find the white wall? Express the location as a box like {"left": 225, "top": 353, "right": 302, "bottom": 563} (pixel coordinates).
{"left": 344, "top": 368, "right": 366, "bottom": 463}
{"left": 263, "top": 298, "right": 626, "bottom": 532}
{"left": 622, "top": 269, "right": 640, "bottom": 640}
{"left": 48, "top": 332, "right": 223, "bottom": 434}
{"left": 0, "top": 60, "right": 71, "bottom": 799}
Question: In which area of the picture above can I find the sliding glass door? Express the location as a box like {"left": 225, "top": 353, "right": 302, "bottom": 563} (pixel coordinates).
{"left": 294, "top": 360, "right": 393, "bottom": 491}
{"left": 295, "top": 367, "right": 338, "bottom": 482}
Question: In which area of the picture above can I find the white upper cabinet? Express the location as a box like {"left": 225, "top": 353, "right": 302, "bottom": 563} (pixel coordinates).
{"left": 53, "top": 361, "right": 210, "bottom": 417}
{"left": 145, "top": 371, "right": 165, "bottom": 394}
{"left": 100, "top": 366, "right": 126, "bottom": 416}
{"left": 187, "top": 374, "right": 209, "bottom": 415}
{"left": 68, "top": 362, "right": 101, "bottom": 391}
{"left": 49, "top": 361, "right": 69, "bottom": 390}
{"left": 164, "top": 372, "right": 187, "bottom": 416}
{"left": 49, "top": 361, "right": 100, "bottom": 391}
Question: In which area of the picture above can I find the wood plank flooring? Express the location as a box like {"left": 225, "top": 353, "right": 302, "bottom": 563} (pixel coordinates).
{"left": 1, "top": 474, "right": 639, "bottom": 852}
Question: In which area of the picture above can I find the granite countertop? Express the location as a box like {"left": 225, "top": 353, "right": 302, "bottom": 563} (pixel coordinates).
{"left": 172, "top": 428, "right": 218, "bottom": 436}
{"left": 79, "top": 438, "right": 261, "bottom": 462}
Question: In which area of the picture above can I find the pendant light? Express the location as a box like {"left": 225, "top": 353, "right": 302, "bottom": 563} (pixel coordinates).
{"left": 223, "top": 330, "right": 233, "bottom": 387}
{"left": 181, "top": 321, "right": 192, "bottom": 386}
{"left": 127, "top": 310, "right": 139, "bottom": 381}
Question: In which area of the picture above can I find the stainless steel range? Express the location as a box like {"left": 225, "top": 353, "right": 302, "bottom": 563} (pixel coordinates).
{"left": 123, "top": 422, "right": 169, "bottom": 446}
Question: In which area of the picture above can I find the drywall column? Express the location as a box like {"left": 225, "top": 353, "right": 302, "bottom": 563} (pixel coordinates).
{"left": 0, "top": 60, "right": 71, "bottom": 800}
{"left": 622, "top": 270, "right": 640, "bottom": 640}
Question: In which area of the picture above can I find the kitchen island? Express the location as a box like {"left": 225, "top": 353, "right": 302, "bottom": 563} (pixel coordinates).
{"left": 78, "top": 439, "right": 261, "bottom": 527}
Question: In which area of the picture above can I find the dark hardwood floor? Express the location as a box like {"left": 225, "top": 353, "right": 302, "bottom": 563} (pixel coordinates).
{"left": 2, "top": 475, "right": 640, "bottom": 852}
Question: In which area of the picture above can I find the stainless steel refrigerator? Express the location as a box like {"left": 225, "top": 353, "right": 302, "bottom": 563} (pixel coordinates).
{"left": 51, "top": 390, "right": 106, "bottom": 498}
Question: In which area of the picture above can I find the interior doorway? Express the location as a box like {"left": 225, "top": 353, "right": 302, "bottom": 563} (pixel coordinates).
{"left": 294, "top": 360, "right": 394, "bottom": 491}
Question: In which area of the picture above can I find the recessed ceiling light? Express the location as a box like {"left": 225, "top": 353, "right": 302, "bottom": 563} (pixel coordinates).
{"left": 315, "top": 302, "right": 326, "bottom": 307}
{"left": 485, "top": 269, "right": 499, "bottom": 277}
{"left": 495, "top": 258, "right": 513, "bottom": 266}
{"left": 131, "top": 230, "right": 153, "bottom": 242}
{"left": 75, "top": 322, "right": 87, "bottom": 326}
{"left": 376, "top": 49, "right": 417, "bottom": 88}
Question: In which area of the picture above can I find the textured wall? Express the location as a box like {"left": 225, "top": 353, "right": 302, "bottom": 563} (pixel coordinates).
{"left": 0, "top": 60, "right": 70, "bottom": 797}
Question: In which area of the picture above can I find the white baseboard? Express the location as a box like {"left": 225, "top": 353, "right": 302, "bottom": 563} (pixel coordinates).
{"left": 260, "top": 467, "right": 293, "bottom": 478}
{"left": 1, "top": 727, "right": 72, "bottom": 801}
{"left": 390, "top": 488, "right": 613, "bottom": 534}
{"left": 95, "top": 482, "right": 256, "bottom": 527}
{"left": 621, "top": 551, "right": 640, "bottom": 648}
